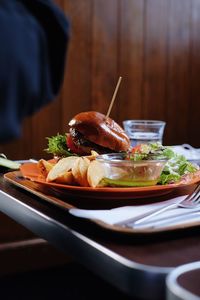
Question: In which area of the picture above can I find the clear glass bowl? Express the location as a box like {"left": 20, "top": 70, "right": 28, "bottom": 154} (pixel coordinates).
{"left": 96, "top": 153, "right": 167, "bottom": 187}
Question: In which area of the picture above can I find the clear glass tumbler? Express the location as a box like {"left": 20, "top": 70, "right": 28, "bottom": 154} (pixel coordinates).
{"left": 123, "top": 120, "right": 166, "bottom": 147}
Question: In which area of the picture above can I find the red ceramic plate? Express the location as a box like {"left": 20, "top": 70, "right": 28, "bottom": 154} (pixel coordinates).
{"left": 20, "top": 163, "right": 200, "bottom": 200}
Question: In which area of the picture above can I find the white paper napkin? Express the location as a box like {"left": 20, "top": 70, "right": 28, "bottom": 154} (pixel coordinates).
{"left": 171, "top": 144, "right": 200, "bottom": 162}
{"left": 69, "top": 195, "right": 200, "bottom": 229}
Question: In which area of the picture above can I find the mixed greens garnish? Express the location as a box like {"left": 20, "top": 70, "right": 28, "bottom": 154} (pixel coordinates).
{"left": 128, "top": 142, "right": 199, "bottom": 185}
{"left": 45, "top": 134, "right": 75, "bottom": 157}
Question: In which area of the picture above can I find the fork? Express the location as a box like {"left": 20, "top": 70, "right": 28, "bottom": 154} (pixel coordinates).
{"left": 114, "top": 183, "right": 200, "bottom": 227}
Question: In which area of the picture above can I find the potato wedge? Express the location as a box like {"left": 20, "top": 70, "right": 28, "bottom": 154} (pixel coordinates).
{"left": 47, "top": 156, "right": 78, "bottom": 182}
{"left": 87, "top": 160, "right": 106, "bottom": 188}
{"left": 72, "top": 157, "right": 90, "bottom": 186}
{"left": 54, "top": 171, "right": 74, "bottom": 185}
{"left": 37, "top": 159, "right": 55, "bottom": 178}
{"left": 84, "top": 150, "right": 99, "bottom": 161}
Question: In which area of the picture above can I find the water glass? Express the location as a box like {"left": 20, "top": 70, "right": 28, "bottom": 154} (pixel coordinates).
{"left": 123, "top": 120, "right": 166, "bottom": 147}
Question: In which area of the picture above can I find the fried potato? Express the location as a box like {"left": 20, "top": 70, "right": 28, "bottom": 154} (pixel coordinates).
{"left": 87, "top": 160, "right": 106, "bottom": 188}
{"left": 84, "top": 150, "right": 99, "bottom": 161}
{"left": 37, "top": 159, "right": 55, "bottom": 178}
{"left": 47, "top": 156, "right": 78, "bottom": 182}
{"left": 54, "top": 171, "right": 74, "bottom": 185}
{"left": 72, "top": 157, "right": 90, "bottom": 186}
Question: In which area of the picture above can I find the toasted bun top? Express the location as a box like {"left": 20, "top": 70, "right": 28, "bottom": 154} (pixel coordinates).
{"left": 68, "top": 111, "right": 130, "bottom": 152}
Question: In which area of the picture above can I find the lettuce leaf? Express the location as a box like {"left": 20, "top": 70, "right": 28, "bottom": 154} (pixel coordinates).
{"left": 45, "top": 134, "right": 75, "bottom": 157}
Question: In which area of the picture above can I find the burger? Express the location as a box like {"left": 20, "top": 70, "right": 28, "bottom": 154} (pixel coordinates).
{"left": 46, "top": 111, "right": 130, "bottom": 157}
{"left": 67, "top": 111, "right": 130, "bottom": 155}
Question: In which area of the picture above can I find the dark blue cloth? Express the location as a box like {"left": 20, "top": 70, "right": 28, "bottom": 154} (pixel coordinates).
{"left": 0, "top": 0, "right": 70, "bottom": 142}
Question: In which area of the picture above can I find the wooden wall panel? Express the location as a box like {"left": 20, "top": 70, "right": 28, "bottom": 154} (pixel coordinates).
{"left": 0, "top": 0, "right": 200, "bottom": 160}
{"left": 91, "top": 0, "right": 119, "bottom": 117}
{"left": 142, "top": 0, "right": 169, "bottom": 122}
{"left": 165, "top": 0, "right": 191, "bottom": 145}
{"left": 31, "top": 96, "right": 62, "bottom": 159}
{"left": 62, "top": 0, "right": 93, "bottom": 129}
{"left": 0, "top": 119, "right": 32, "bottom": 160}
{"left": 189, "top": 0, "right": 200, "bottom": 148}
{"left": 118, "top": 0, "right": 144, "bottom": 123}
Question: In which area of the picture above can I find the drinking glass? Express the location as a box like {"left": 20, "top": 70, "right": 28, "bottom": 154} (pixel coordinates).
{"left": 123, "top": 120, "right": 166, "bottom": 147}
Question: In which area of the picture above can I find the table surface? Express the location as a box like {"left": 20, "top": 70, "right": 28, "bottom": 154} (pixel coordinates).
{"left": 0, "top": 171, "right": 200, "bottom": 300}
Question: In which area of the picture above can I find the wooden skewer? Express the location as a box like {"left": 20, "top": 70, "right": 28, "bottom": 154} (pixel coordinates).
{"left": 105, "top": 76, "right": 122, "bottom": 119}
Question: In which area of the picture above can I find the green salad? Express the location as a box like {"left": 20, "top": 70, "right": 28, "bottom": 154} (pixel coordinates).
{"left": 128, "top": 142, "right": 199, "bottom": 185}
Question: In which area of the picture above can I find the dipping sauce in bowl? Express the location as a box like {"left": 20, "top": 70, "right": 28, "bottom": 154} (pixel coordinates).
{"left": 96, "top": 153, "right": 167, "bottom": 187}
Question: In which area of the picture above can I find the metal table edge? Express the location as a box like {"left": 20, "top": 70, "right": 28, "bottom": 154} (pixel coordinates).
{"left": 0, "top": 189, "right": 172, "bottom": 299}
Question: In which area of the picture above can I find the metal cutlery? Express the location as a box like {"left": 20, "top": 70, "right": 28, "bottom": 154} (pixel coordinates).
{"left": 114, "top": 183, "right": 200, "bottom": 227}
{"left": 133, "top": 210, "right": 200, "bottom": 229}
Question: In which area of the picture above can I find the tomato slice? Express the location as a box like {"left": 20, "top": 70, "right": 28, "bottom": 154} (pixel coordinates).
{"left": 131, "top": 144, "right": 143, "bottom": 154}
{"left": 66, "top": 135, "right": 85, "bottom": 155}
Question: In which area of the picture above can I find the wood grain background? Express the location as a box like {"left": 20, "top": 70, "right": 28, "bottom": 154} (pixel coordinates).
{"left": 1, "top": 0, "right": 200, "bottom": 160}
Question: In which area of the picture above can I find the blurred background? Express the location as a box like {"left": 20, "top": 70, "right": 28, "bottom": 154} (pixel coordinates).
{"left": 0, "top": 0, "right": 199, "bottom": 158}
